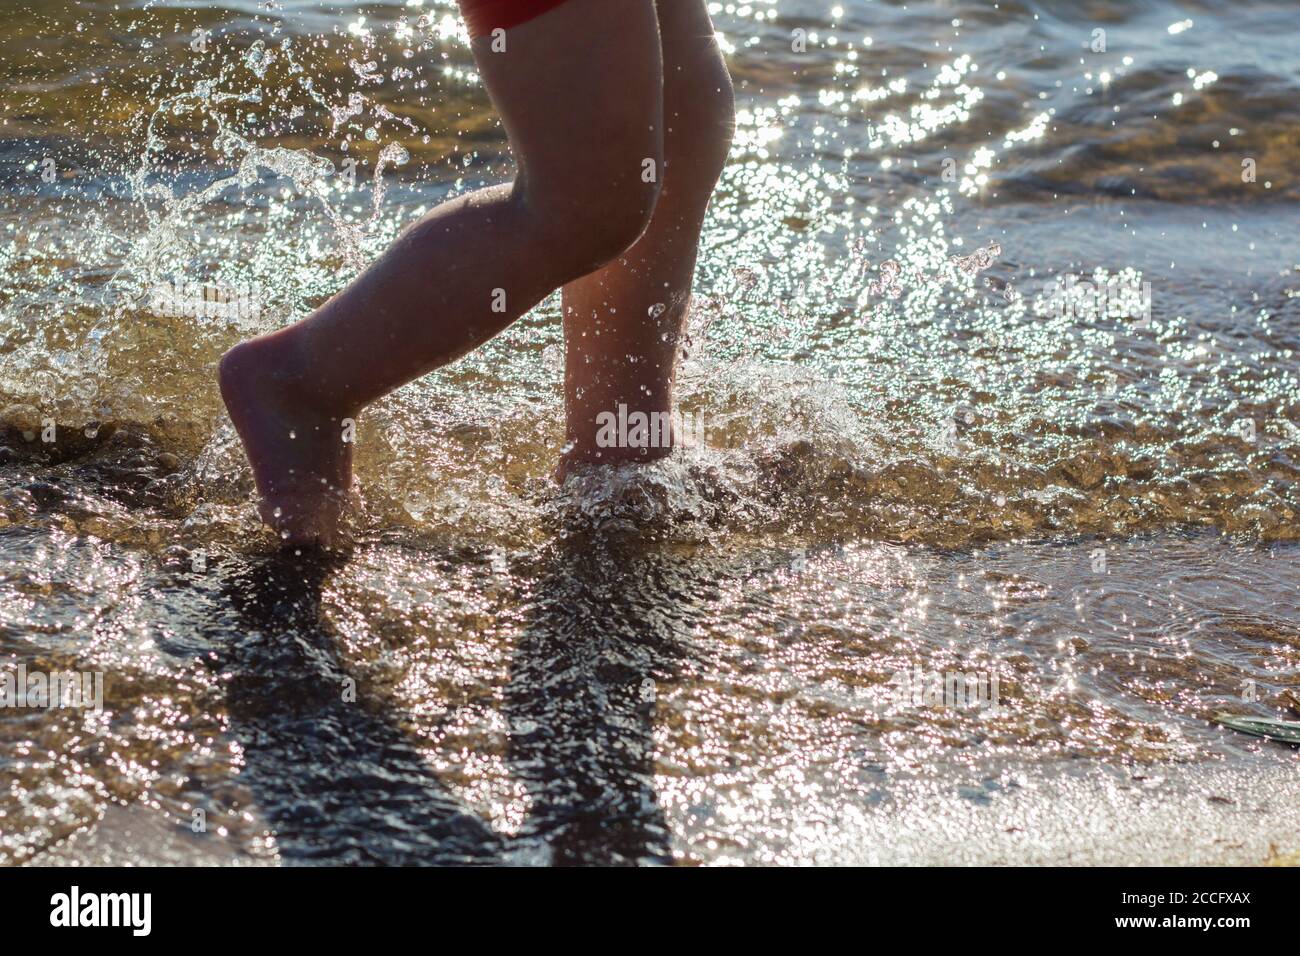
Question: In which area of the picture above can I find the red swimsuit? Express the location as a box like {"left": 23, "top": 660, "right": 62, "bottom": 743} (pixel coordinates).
{"left": 457, "top": 0, "right": 572, "bottom": 38}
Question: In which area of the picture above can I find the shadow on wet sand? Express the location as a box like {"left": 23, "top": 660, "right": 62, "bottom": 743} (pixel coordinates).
{"left": 216, "top": 532, "right": 703, "bottom": 865}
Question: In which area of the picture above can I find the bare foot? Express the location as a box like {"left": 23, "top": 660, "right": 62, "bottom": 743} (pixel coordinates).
{"left": 218, "top": 336, "right": 354, "bottom": 548}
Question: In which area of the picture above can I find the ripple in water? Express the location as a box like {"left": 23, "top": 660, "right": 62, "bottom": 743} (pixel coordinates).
{"left": 1, "top": 0, "right": 1298, "bottom": 865}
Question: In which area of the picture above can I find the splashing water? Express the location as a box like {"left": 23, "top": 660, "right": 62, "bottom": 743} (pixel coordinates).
{"left": 1, "top": 0, "right": 1299, "bottom": 866}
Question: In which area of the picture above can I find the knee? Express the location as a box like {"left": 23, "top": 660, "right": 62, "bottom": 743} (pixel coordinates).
{"left": 522, "top": 159, "right": 663, "bottom": 277}
{"left": 578, "top": 173, "right": 662, "bottom": 268}
{"left": 665, "top": 60, "right": 735, "bottom": 194}
{"left": 700, "top": 71, "right": 737, "bottom": 177}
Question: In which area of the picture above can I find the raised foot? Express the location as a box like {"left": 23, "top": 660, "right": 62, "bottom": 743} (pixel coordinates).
{"left": 218, "top": 337, "right": 355, "bottom": 548}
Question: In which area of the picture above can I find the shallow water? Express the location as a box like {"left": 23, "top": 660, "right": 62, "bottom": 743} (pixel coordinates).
{"left": 1, "top": 0, "right": 1298, "bottom": 865}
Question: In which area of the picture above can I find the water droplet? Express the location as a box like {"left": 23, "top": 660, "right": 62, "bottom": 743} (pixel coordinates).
{"left": 405, "top": 492, "right": 428, "bottom": 521}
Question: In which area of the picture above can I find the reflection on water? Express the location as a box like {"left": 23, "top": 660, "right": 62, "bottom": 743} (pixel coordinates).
{"left": 2, "top": 0, "right": 1299, "bottom": 864}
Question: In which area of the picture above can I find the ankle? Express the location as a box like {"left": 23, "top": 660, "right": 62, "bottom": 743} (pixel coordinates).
{"left": 556, "top": 441, "right": 672, "bottom": 484}
{"left": 221, "top": 329, "right": 356, "bottom": 423}
{"left": 278, "top": 325, "right": 358, "bottom": 421}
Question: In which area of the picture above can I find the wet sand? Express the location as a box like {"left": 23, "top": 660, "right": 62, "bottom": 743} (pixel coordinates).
{"left": 2, "top": 0, "right": 1299, "bottom": 865}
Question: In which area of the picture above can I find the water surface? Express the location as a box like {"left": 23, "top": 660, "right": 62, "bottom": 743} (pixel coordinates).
{"left": 2, "top": 0, "right": 1299, "bottom": 865}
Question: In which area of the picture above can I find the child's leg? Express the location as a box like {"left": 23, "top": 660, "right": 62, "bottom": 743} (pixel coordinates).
{"left": 220, "top": 0, "right": 664, "bottom": 544}
{"left": 559, "top": 0, "right": 734, "bottom": 474}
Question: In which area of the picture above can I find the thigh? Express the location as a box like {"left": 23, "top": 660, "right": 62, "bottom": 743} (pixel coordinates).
{"left": 464, "top": 0, "right": 664, "bottom": 192}
{"left": 457, "top": 0, "right": 571, "bottom": 38}
{"left": 654, "top": 0, "right": 726, "bottom": 75}
{"left": 654, "top": 0, "right": 734, "bottom": 172}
